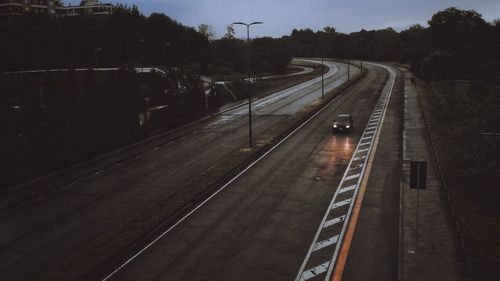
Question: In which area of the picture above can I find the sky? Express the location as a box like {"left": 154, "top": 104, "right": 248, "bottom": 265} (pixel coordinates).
{"left": 67, "top": 0, "right": 500, "bottom": 38}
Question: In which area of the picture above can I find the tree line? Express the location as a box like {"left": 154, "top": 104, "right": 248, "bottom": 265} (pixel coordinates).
{"left": 279, "top": 7, "right": 500, "bottom": 82}
{"left": 0, "top": 5, "right": 209, "bottom": 71}
{"left": 1, "top": 6, "right": 499, "bottom": 81}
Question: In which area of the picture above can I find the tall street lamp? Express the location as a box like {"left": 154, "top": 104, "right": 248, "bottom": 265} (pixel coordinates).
{"left": 232, "top": 21, "right": 263, "bottom": 148}
{"left": 321, "top": 57, "right": 325, "bottom": 99}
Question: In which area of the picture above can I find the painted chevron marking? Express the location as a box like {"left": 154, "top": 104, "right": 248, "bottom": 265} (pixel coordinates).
{"left": 344, "top": 173, "right": 360, "bottom": 181}
{"left": 313, "top": 235, "right": 340, "bottom": 252}
{"left": 353, "top": 155, "right": 366, "bottom": 161}
{"left": 332, "top": 198, "right": 352, "bottom": 209}
{"left": 339, "top": 185, "right": 356, "bottom": 194}
{"left": 324, "top": 215, "right": 346, "bottom": 228}
{"left": 300, "top": 261, "right": 330, "bottom": 281}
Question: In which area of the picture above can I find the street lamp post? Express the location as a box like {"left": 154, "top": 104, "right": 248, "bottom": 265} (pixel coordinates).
{"left": 94, "top": 48, "right": 103, "bottom": 71}
{"left": 321, "top": 57, "right": 324, "bottom": 99}
{"left": 232, "top": 21, "right": 263, "bottom": 148}
{"left": 347, "top": 58, "right": 350, "bottom": 83}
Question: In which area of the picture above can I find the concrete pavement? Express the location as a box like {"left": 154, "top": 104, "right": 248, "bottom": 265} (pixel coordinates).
{"left": 399, "top": 70, "right": 466, "bottom": 281}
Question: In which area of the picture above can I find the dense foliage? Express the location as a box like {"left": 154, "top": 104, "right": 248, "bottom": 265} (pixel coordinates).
{"left": 282, "top": 8, "right": 500, "bottom": 82}
{"left": 0, "top": 6, "right": 209, "bottom": 71}
{"left": 1, "top": 7, "right": 499, "bottom": 81}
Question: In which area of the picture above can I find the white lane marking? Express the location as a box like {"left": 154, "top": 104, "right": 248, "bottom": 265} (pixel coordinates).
{"left": 349, "top": 163, "right": 364, "bottom": 170}
{"left": 66, "top": 180, "right": 80, "bottom": 187}
{"left": 324, "top": 215, "right": 346, "bottom": 228}
{"left": 300, "top": 261, "right": 330, "bottom": 281}
{"left": 356, "top": 148, "right": 369, "bottom": 153}
{"left": 153, "top": 147, "right": 160, "bottom": 151}
{"left": 332, "top": 198, "right": 352, "bottom": 209}
{"left": 102, "top": 61, "right": 350, "bottom": 281}
{"left": 323, "top": 63, "right": 397, "bottom": 280}
{"left": 94, "top": 170, "right": 104, "bottom": 175}
{"left": 313, "top": 235, "right": 339, "bottom": 251}
{"left": 353, "top": 156, "right": 366, "bottom": 161}
{"left": 294, "top": 63, "right": 397, "bottom": 281}
{"left": 339, "top": 185, "right": 356, "bottom": 194}
{"left": 344, "top": 173, "right": 360, "bottom": 181}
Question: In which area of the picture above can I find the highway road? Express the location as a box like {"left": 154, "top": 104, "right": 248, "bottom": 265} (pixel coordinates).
{"left": 0, "top": 60, "right": 358, "bottom": 281}
{"left": 102, "top": 63, "right": 399, "bottom": 281}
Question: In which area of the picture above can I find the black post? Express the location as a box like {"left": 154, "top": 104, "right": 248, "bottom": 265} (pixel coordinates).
{"left": 233, "top": 21, "right": 262, "bottom": 148}
{"left": 246, "top": 25, "right": 252, "bottom": 148}
{"left": 321, "top": 57, "right": 324, "bottom": 99}
{"left": 347, "top": 58, "right": 350, "bottom": 83}
{"left": 410, "top": 160, "right": 427, "bottom": 254}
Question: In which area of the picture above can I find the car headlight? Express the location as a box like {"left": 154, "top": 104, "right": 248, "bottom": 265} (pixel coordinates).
{"left": 346, "top": 125, "right": 350, "bottom": 128}
{"left": 333, "top": 124, "right": 337, "bottom": 128}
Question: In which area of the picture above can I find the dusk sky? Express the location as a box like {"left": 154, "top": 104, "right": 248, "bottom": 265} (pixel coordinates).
{"left": 69, "top": 0, "right": 500, "bottom": 38}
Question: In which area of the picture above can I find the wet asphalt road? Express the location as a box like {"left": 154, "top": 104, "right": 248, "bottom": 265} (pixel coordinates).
{"left": 105, "top": 64, "right": 391, "bottom": 281}
{"left": 0, "top": 60, "right": 357, "bottom": 281}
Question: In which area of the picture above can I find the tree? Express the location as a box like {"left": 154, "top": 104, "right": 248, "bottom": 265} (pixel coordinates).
{"left": 421, "top": 51, "right": 455, "bottom": 81}
{"left": 251, "top": 37, "right": 291, "bottom": 73}
{"left": 323, "top": 26, "right": 336, "bottom": 33}
{"left": 198, "top": 24, "right": 215, "bottom": 41}
{"left": 428, "top": 7, "right": 490, "bottom": 79}
{"left": 224, "top": 25, "right": 235, "bottom": 39}
{"left": 210, "top": 38, "right": 245, "bottom": 74}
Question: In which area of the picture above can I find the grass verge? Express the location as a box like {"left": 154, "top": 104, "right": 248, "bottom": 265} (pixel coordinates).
{"left": 419, "top": 79, "right": 500, "bottom": 281}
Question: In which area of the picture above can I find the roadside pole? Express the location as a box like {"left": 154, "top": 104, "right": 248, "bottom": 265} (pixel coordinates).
{"left": 410, "top": 160, "right": 427, "bottom": 254}
{"left": 347, "top": 59, "right": 350, "bottom": 83}
{"left": 321, "top": 57, "right": 324, "bottom": 99}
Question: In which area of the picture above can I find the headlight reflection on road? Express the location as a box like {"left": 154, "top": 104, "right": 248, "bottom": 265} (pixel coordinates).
{"left": 326, "top": 136, "right": 356, "bottom": 160}
{"left": 343, "top": 138, "right": 353, "bottom": 152}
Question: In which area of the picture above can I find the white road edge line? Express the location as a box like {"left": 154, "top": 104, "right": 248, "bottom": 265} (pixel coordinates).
{"left": 101, "top": 61, "right": 353, "bottom": 281}
{"left": 323, "top": 63, "right": 396, "bottom": 280}
{"left": 294, "top": 63, "right": 396, "bottom": 281}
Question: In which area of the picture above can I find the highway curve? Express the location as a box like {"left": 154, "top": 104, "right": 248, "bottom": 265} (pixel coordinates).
{"left": 0, "top": 60, "right": 356, "bottom": 281}
{"left": 103, "top": 64, "right": 394, "bottom": 281}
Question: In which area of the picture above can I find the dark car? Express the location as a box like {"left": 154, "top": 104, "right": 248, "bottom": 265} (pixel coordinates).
{"left": 332, "top": 114, "right": 353, "bottom": 133}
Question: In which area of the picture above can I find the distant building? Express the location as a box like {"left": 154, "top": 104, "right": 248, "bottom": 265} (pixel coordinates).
{"left": 0, "top": 0, "right": 115, "bottom": 17}
{"left": 58, "top": 0, "right": 114, "bottom": 17}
